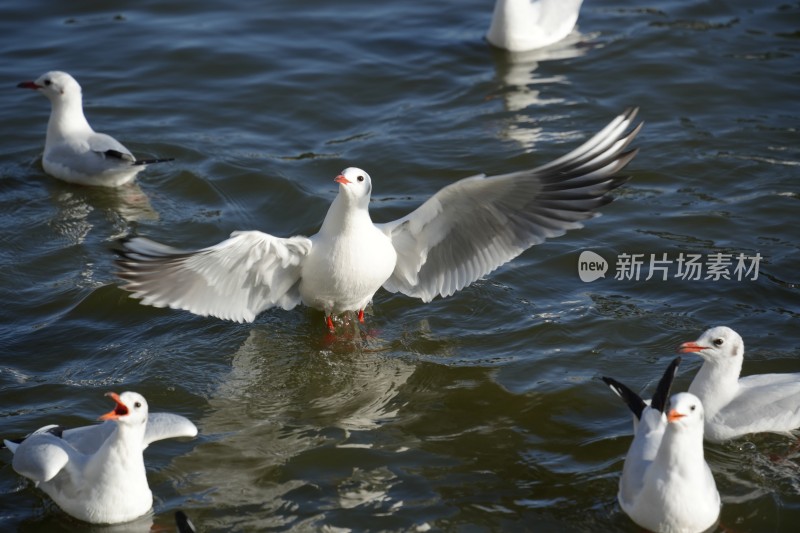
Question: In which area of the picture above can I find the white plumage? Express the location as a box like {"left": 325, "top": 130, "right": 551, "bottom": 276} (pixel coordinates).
{"left": 3, "top": 392, "right": 197, "bottom": 524}
{"left": 682, "top": 326, "right": 800, "bottom": 442}
{"left": 603, "top": 359, "right": 721, "bottom": 533}
{"left": 117, "top": 108, "right": 641, "bottom": 330}
{"left": 18, "top": 71, "right": 173, "bottom": 187}
{"left": 487, "top": 0, "right": 583, "bottom": 52}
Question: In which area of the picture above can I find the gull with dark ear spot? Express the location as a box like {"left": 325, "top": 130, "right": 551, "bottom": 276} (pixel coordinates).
{"left": 603, "top": 359, "right": 721, "bottom": 533}
{"left": 2, "top": 392, "right": 197, "bottom": 524}
{"left": 17, "top": 70, "right": 173, "bottom": 187}
{"left": 681, "top": 326, "right": 800, "bottom": 442}
{"left": 116, "top": 108, "right": 641, "bottom": 332}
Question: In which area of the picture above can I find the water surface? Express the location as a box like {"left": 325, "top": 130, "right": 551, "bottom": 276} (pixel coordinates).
{"left": 0, "top": 1, "right": 798, "bottom": 531}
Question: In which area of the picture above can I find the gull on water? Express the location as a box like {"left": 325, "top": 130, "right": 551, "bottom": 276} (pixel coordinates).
{"left": 18, "top": 70, "right": 173, "bottom": 187}
{"left": 116, "top": 108, "right": 642, "bottom": 331}
{"left": 3, "top": 392, "right": 197, "bottom": 524}
{"left": 681, "top": 326, "right": 800, "bottom": 442}
{"left": 603, "top": 358, "right": 721, "bottom": 533}
{"left": 487, "top": 0, "right": 583, "bottom": 52}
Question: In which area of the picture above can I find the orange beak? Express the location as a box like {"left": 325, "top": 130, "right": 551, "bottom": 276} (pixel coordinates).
{"left": 679, "top": 341, "right": 706, "bottom": 354}
{"left": 334, "top": 174, "right": 350, "bottom": 185}
{"left": 667, "top": 409, "right": 685, "bottom": 423}
{"left": 99, "top": 392, "right": 129, "bottom": 421}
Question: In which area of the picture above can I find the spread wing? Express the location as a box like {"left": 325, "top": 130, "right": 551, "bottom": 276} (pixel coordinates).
{"left": 6, "top": 428, "right": 77, "bottom": 484}
{"left": 144, "top": 413, "right": 198, "bottom": 448}
{"left": 116, "top": 231, "right": 312, "bottom": 322}
{"left": 377, "top": 107, "right": 642, "bottom": 302}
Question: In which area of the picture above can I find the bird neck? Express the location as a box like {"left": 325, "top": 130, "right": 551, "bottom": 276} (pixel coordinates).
{"left": 88, "top": 422, "right": 147, "bottom": 483}
{"left": 655, "top": 423, "right": 706, "bottom": 474}
{"left": 319, "top": 192, "right": 372, "bottom": 237}
{"left": 46, "top": 93, "right": 92, "bottom": 144}
{"left": 688, "top": 358, "right": 741, "bottom": 417}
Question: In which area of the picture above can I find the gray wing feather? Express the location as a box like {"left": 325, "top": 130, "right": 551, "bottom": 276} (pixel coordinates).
{"left": 87, "top": 132, "right": 135, "bottom": 162}
{"left": 715, "top": 374, "right": 800, "bottom": 435}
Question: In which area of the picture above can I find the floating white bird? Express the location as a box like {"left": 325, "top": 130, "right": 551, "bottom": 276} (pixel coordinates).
{"left": 116, "top": 108, "right": 641, "bottom": 331}
{"left": 3, "top": 392, "right": 197, "bottom": 524}
{"left": 17, "top": 71, "right": 173, "bottom": 187}
{"left": 487, "top": 0, "right": 583, "bottom": 52}
{"left": 603, "top": 359, "right": 721, "bottom": 533}
{"left": 681, "top": 326, "right": 800, "bottom": 442}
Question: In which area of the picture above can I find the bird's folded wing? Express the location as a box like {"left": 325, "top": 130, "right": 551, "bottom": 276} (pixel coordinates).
{"left": 116, "top": 231, "right": 312, "bottom": 323}
{"left": 377, "top": 107, "right": 642, "bottom": 302}
{"left": 620, "top": 406, "right": 666, "bottom": 509}
{"left": 144, "top": 413, "right": 198, "bottom": 448}
{"left": 715, "top": 374, "right": 800, "bottom": 434}
{"left": 88, "top": 132, "right": 135, "bottom": 163}
{"left": 9, "top": 432, "right": 74, "bottom": 484}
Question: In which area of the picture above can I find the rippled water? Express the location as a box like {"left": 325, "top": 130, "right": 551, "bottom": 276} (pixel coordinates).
{"left": 1, "top": 0, "right": 798, "bottom": 531}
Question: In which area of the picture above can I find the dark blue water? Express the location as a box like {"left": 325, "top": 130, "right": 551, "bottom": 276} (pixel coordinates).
{"left": 1, "top": 1, "right": 798, "bottom": 531}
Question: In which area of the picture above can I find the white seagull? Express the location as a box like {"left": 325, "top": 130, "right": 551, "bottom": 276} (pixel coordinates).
{"left": 116, "top": 108, "right": 642, "bottom": 331}
{"left": 681, "top": 326, "right": 800, "bottom": 442}
{"left": 17, "top": 71, "right": 173, "bottom": 187}
{"left": 487, "top": 0, "right": 583, "bottom": 52}
{"left": 603, "top": 359, "right": 721, "bottom": 533}
{"left": 3, "top": 392, "right": 197, "bottom": 525}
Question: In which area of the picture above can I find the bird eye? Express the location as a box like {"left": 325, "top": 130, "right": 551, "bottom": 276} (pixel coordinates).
{"left": 357, "top": 175, "right": 365, "bottom": 182}
{"left": 690, "top": 405, "right": 696, "bottom": 411}
{"left": 713, "top": 338, "right": 723, "bottom": 346}
{"left": 44, "top": 79, "right": 52, "bottom": 86}
{"left": 134, "top": 402, "right": 142, "bottom": 408}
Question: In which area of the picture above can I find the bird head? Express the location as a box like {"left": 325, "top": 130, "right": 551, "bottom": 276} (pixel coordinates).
{"left": 334, "top": 167, "right": 373, "bottom": 208}
{"left": 666, "top": 392, "right": 705, "bottom": 429}
{"left": 18, "top": 70, "right": 82, "bottom": 103}
{"left": 678, "top": 326, "right": 744, "bottom": 364}
{"left": 99, "top": 391, "right": 149, "bottom": 426}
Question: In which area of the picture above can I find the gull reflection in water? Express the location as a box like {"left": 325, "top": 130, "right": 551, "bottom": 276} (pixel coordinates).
{"left": 491, "top": 30, "right": 595, "bottom": 151}
{"left": 49, "top": 181, "right": 159, "bottom": 246}
{"left": 179, "top": 325, "right": 417, "bottom": 525}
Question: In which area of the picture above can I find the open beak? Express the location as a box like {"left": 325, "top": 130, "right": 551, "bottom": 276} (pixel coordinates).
{"left": 99, "top": 392, "right": 129, "bottom": 421}
{"left": 667, "top": 409, "right": 685, "bottom": 423}
{"left": 17, "top": 81, "right": 40, "bottom": 90}
{"left": 334, "top": 174, "right": 351, "bottom": 185}
{"left": 679, "top": 341, "right": 706, "bottom": 353}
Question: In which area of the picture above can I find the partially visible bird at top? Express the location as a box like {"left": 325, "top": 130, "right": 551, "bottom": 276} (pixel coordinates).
{"left": 116, "top": 108, "right": 641, "bottom": 332}
{"left": 17, "top": 70, "right": 173, "bottom": 187}
{"left": 487, "top": 0, "right": 584, "bottom": 52}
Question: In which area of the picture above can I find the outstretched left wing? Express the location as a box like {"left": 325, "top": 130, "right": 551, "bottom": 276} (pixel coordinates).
{"left": 378, "top": 108, "right": 642, "bottom": 302}
{"left": 144, "top": 413, "right": 198, "bottom": 448}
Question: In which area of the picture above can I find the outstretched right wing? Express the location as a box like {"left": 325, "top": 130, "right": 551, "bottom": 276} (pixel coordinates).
{"left": 6, "top": 428, "right": 75, "bottom": 484}
{"left": 116, "top": 231, "right": 312, "bottom": 323}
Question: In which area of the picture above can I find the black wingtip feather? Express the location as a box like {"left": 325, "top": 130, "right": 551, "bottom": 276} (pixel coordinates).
{"left": 601, "top": 376, "right": 646, "bottom": 420}
{"left": 132, "top": 157, "right": 175, "bottom": 166}
{"left": 651, "top": 356, "right": 681, "bottom": 414}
